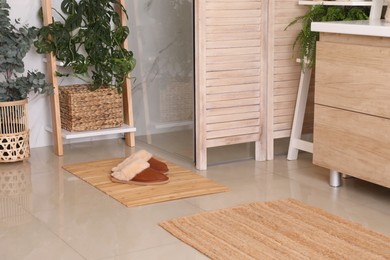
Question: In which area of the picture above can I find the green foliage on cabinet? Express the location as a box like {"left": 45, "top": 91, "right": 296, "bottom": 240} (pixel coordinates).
{"left": 286, "top": 5, "right": 369, "bottom": 69}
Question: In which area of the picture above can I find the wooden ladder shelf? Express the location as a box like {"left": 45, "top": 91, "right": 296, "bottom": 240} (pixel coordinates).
{"left": 41, "top": 0, "right": 135, "bottom": 156}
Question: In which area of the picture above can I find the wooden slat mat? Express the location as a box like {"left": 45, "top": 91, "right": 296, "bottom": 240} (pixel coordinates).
{"left": 63, "top": 158, "right": 228, "bottom": 207}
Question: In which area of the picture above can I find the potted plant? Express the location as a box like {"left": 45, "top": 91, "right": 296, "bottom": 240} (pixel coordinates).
{"left": 286, "top": 5, "right": 369, "bottom": 69}
{"left": 0, "top": 0, "right": 51, "bottom": 162}
{"left": 34, "top": 0, "right": 136, "bottom": 132}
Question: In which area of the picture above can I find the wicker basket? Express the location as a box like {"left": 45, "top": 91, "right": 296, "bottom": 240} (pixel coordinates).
{"left": 0, "top": 100, "right": 30, "bottom": 163}
{"left": 59, "top": 85, "right": 123, "bottom": 131}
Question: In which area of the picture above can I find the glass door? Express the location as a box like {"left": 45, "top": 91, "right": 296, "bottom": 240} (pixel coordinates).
{"left": 126, "top": 0, "right": 194, "bottom": 160}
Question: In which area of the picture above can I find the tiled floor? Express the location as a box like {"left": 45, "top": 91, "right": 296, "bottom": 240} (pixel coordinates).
{"left": 1, "top": 138, "right": 389, "bottom": 260}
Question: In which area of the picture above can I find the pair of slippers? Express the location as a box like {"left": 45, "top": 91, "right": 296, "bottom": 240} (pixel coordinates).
{"left": 110, "top": 150, "right": 169, "bottom": 185}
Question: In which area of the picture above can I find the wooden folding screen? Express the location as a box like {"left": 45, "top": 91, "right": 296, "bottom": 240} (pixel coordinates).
{"left": 195, "top": 0, "right": 268, "bottom": 170}
{"left": 267, "top": 1, "right": 314, "bottom": 159}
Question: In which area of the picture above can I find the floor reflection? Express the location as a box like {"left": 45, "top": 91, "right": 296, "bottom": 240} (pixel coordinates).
{"left": 0, "top": 161, "right": 32, "bottom": 226}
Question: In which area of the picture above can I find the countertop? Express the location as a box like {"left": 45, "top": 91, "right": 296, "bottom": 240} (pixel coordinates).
{"left": 311, "top": 20, "right": 390, "bottom": 37}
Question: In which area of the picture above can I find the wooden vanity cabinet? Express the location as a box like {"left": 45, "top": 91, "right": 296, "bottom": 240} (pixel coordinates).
{"left": 313, "top": 33, "right": 390, "bottom": 188}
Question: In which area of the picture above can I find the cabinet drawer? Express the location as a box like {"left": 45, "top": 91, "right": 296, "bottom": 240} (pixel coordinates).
{"left": 316, "top": 41, "right": 390, "bottom": 119}
{"left": 313, "top": 105, "right": 390, "bottom": 188}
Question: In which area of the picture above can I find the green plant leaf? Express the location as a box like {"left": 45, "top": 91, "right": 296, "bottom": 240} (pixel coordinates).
{"left": 61, "top": 0, "right": 77, "bottom": 15}
{"left": 64, "top": 13, "right": 82, "bottom": 30}
{"left": 0, "top": 0, "right": 51, "bottom": 101}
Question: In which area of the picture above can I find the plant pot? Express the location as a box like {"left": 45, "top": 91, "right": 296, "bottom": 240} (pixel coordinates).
{"left": 0, "top": 99, "right": 30, "bottom": 163}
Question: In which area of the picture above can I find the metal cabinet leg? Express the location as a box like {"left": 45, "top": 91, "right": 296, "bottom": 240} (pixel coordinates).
{"left": 329, "top": 170, "right": 341, "bottom": 187}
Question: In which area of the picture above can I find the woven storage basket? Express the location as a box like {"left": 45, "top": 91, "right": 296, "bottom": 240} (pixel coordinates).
{"left": 0, "top": 100, "right": 30, "bottom": 163}
{"left": 59, "top": 85, "right": 123, "bottom": 131}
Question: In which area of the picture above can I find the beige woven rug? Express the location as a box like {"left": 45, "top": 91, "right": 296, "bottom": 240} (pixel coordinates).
{"left": 160, "top": 198, "right": 390, "bottom": 259}
{"left": 63, "top": 158, "right": 228, "bottom": 207}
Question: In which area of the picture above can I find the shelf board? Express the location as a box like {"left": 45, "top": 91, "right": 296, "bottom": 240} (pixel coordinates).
{"left": 299, "top": 1, "right": 377, "bottom": 6}
{"left": 45, "top": 124, "right": 136, "bottom": 140}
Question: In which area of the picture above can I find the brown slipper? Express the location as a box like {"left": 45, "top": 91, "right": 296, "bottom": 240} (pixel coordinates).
{"left": 111, "top": 167, "right": 169, "bottom": 186}
{"left": 148, "top": 157, "right": 169, "bottom": 174}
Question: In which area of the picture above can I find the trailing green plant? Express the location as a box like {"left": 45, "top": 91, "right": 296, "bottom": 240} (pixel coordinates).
{"left": 285, "top": 5, "right": 369, "bottom": 69}
{"left": 0, "top": 0, "right": 51, "bottom": 102}
{"left": 34, "top": 0, "right": 136, "bottom": 93}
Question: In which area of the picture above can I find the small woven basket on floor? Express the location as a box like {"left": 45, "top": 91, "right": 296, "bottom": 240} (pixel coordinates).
{"left": 59, "top": 85, "right": 123, "bottom": 131}
{"left": 0, "top": 100, "right": 30, "bottom": 163}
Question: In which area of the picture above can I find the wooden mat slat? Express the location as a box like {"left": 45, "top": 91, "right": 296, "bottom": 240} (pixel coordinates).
{"left": 160, "top": 198, "right": 390, "bottom": 260}
{"left": 63, "top": 158, "right": 228, "bottom": 207}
